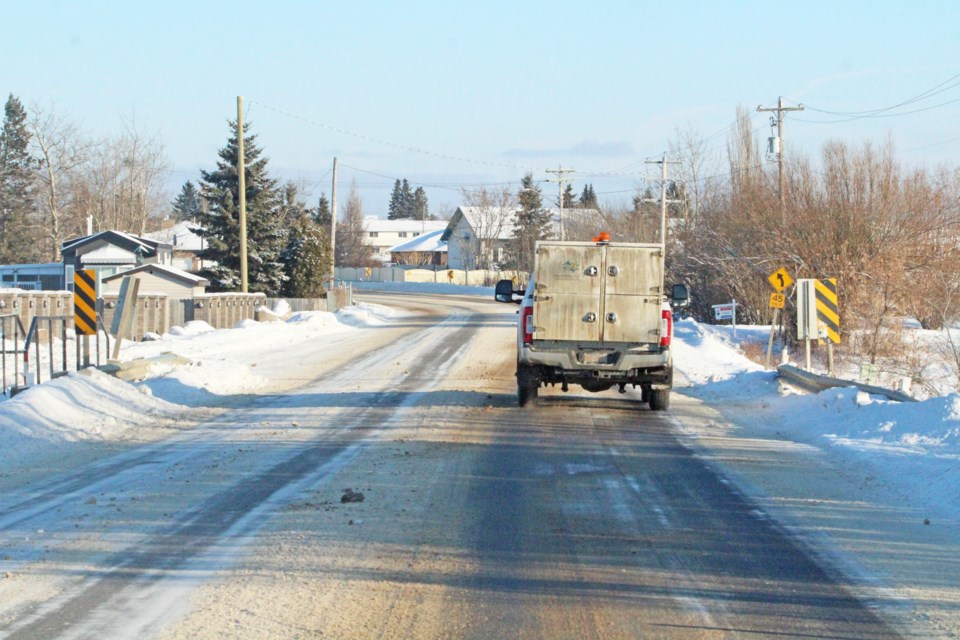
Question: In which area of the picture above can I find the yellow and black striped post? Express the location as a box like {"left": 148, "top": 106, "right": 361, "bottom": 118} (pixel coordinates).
{"left": 814, "top": 278, "right": 840, "bottom": 343}
{"left": 73, "top": 269, "right": 97, "bottom": 336}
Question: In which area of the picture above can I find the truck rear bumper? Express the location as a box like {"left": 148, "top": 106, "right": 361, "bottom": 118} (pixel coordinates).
{"left": 520, "top": 345, "right": 672, "bottom": 386}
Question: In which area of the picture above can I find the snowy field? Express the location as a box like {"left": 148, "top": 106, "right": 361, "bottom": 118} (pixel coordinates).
{"left": 1, "top": 285, "right": 959, "bottom": 633}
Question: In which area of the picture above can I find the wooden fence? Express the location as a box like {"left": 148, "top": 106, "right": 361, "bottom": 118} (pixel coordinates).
{"left": 0, "top": 288, "right": 352, "bottom": 342}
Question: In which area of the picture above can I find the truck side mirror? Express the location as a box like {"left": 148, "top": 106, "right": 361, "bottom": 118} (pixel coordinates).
{"left": 495, "top": 279, "right": 522, "bottom": 304}
{"left": 671, "top": 283, "right": 690, "bottom": 307}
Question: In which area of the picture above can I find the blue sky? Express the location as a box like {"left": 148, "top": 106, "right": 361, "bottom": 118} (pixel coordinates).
{"left": 3, "top": 0, "right": 959, "bottom": 215}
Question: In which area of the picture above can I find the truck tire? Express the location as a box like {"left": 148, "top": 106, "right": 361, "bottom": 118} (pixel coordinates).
{"left": 518, "top": 381, "right": 538, "bottom": 407}
{"left": 517, "top": 363, "right": 539, "bottom": 407}
{"left": 649, "top": 388, "right": 670, "bottom": 411}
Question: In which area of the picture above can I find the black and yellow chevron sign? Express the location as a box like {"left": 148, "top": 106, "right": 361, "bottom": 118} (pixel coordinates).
{"left": 73, "top": 269, "right": 97, "bottom": 336}
{"left": 814, "top": 277, "right": 840, "bottom": 343}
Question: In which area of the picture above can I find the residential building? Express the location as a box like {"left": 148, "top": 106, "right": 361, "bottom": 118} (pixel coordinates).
{"left": 142, "top": 220, "right": 207, "bottom": 272}
{"left": 102, "top": 263, "right": 209, "bottom": 297}
{"left": 363, "top": 217, "right": 448, "bottom": 263}
{"left": 442, "top": 207, "right": 600, "bottom": 270}
{"left": 60, "top": 231, "right": 173, "bottom": 294}
{"left": 0, "top": 263, "right": 67, "bottom": 291}
{"left": 386, "top": 229, "right": 447, "bottom": 266}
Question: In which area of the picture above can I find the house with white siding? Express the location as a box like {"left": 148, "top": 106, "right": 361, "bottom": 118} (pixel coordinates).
{"left": 363, "top": 218, "right": 449, "bottom": 263}
{"left": 441, "top": 207, "right": 601, "bottom": 270}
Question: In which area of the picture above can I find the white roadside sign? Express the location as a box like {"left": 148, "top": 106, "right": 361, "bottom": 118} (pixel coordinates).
{"left": 712, "top": 299, "right": 738, "bottom": 336}
{"left": 713, "top": 302, "right": 734, "bottom": 320}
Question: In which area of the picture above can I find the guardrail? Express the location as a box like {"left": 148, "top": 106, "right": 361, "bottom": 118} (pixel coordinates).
{"left": 1, "top": 314, "right": 28, "bottom": 396}
{"left": 777, "top": 364, "right": 918, "bottom": 403}
{"left": 5, "top": 315, "right": 111, "bottom": 397}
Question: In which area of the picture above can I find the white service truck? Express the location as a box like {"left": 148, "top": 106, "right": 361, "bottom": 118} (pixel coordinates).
{"left": 496, "top": 235, "right": 689, "bottom": 410}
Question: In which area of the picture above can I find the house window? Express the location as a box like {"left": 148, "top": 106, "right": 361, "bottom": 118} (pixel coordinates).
{"left": 413, "top": 232, "right": 420, "bottom": 237}
{"left": 399, "top": 232, "right": 408, "bottom": 238}
{"left": 369, "top": 231, "right": 379, "bottom": 238}
{"left": 462, "top": 233, "right": 471, "bottom": 240}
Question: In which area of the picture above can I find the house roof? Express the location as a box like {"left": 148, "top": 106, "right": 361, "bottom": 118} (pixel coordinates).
{"left": 386, "top": 229, "right": 447, "bottom": 254}
{"left": 61, "top": 230, "right": 171, "bottom": 256}
{"left": 142, "top": 221, "right": 205, "bottom": 252}
{"left": 363, "top": 217, "right": 449, "bottom": 233}
{"left": 101, "top": 263, "right": 209, "bottom": 286}
{"left": 441, "top": 206, "right": 601, "bottom": 241}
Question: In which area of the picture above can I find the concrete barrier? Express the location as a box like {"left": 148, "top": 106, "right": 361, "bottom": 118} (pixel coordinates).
{"left": 99, "top": 352, "right": 193, "bottom": 382}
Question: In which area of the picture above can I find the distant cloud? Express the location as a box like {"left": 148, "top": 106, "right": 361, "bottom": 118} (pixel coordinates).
{"left": 503, "top": 140, "right": 635, "bottom": 158}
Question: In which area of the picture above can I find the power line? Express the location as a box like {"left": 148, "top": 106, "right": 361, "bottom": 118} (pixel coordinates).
{"left": 794, "top": 71, "right": 960, "bottom": 124}
{"left": 250, "top": 100, "right": 537, "bottom": 172}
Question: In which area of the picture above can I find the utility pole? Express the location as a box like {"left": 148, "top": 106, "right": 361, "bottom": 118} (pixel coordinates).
{"left": 757, "top": 96, "right": 804, "bottom": 222}
{"left": 237, "top": 96, "right": 248, "bottom": 293}
{"left": 329, "top": 157, "right": 338, "bottom": 290}
{"left": 645, "top": 153, "right": 681, "bottom": 245}
{"left": 545, "top": 165, "right": 574, "bottom": 241}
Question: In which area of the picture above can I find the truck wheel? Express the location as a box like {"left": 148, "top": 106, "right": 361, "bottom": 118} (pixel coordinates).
{"left": 649, "top": 389, "right": 670, "bottom": 411}
{"left": 517, "top": 363, "right": 539, "bottom": 407}
{"left": 518, "top": 381, "right": 538, "bottom": 407}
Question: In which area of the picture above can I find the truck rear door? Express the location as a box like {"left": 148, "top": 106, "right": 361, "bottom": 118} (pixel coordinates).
{"left": 602, "top": 244, "right": 663, "bottom": 344}
{"left": 533, "top": 243, "right": 603, "bottom": 342}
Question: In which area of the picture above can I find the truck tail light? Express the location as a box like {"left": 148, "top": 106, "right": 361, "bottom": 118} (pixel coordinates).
{"left": 660, "top": 309, "right": 672, "bottom": 347}
{"left": 522, "top": 306, "right": 534, "bottom": 344}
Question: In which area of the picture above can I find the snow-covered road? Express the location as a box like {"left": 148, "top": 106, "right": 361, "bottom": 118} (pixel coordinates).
{"left": 0, "top": 289, "right": 957, "bottom": 638}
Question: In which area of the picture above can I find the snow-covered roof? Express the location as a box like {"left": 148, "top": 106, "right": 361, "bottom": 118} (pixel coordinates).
{"left": 444, "top": 207, "right": 601, "bottom": 241}
{"left": 143, "top": 221, "right": 205, "bottom": 252}
{"left": 450, "top": 207, "right": 517, "bottom": 241}
{"left": 61, "top": 230, "right": 171, "bottom": 255}
{"left": 363, "top": 217, "right": 449, "bottom": 233}
{"left": 386, "top": 229, "right": 447, "bottom": 254}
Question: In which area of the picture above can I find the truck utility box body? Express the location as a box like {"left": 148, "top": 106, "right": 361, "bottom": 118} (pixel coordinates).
{"left": 534, "top": 241, "right": 664, "bottom": 345}
{"left": 496, "top": 233, "right": 687, "bottom": 409}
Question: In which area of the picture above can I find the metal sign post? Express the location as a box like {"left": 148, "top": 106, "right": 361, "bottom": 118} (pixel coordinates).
{"left": 766, "top": 268, "right": 793, "bottom": 368}
{"left": 74, "top": 269, "right": 98, "bottom": 369}
{"left": 110, "top": 276, "right": 141, "bottom": 361}
{"left": 765, "top": 292, "right": 786, "bottom": 368}
{"left": 796, "top": 280, "right": 816, "bottom": 371}
{"left": 796, "top": 277, "right": 840, "bottom": 373}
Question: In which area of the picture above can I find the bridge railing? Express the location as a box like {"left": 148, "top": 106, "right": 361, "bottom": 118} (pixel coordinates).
{"left": 1, "top": 314, "right": 27, "bottom": 397}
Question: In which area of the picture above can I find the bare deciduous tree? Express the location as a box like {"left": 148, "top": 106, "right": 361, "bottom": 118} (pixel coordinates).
{"left": 459, "top": 185, "right": 516, "bottom": 269}
{"left": 335, "top": 180, "right": 376, "bottom": 268}
{"left": 70, "top": 119, "right": 170, "bottom": 238}
{"left": 28, "top": 104, "right": 92, "bottom": 260}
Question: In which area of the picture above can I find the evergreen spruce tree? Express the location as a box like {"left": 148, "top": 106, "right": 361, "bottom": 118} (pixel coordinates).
{"left": 282, "top": 214, "right": 330, "bottom": 297}
{"left": 411, "top": 186, "right": 429, "bottom": 220}
{"left": 171, "top": 181, "right": 202, "bottom": 222}
{"left": 0, "top": 94, "right": 39, "bottom": 264}
{"left": 579, "top": 183, "right": 598, "bottom": 209}
{"left": 313, "top": 192, "right": 331, "bottom": 228}
{"left": 194, "top": 120, "right": 286, "bottom": 293}
{"left": 387, "top": 179, "right": 404, "bottom": 219}
{"left": 511, "top": 173, "right": 552, "bottom": 273}
{"left": 388, "top": 178, "right": 425, "bottom": 219}
{"left": 282, "top": 182, "right": 309, "bottom": 225}
{"left": 400, "top": 179, "right": 415, "bottom": 218}
{"left": 562, "top": 183, "right": 577, "bottom": 208}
